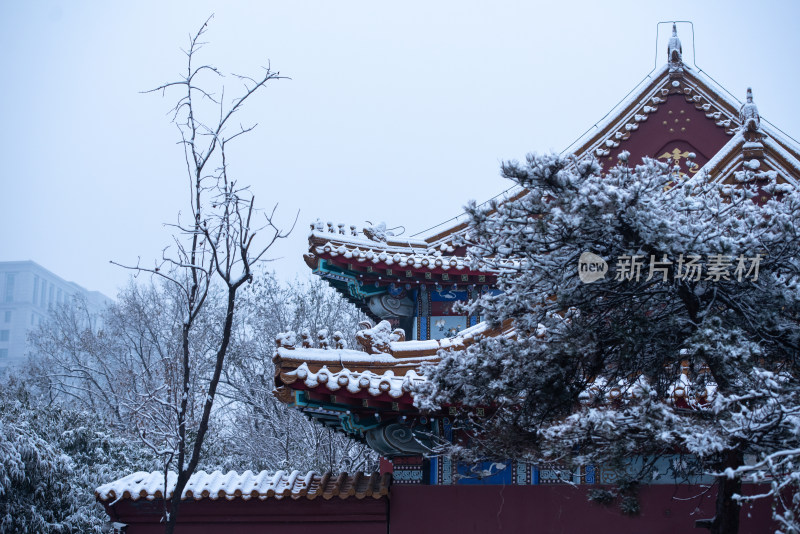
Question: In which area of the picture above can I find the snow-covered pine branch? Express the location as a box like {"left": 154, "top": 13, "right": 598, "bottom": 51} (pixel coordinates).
{"left": 416, "top": 152, "right": 800, "bottom": 534}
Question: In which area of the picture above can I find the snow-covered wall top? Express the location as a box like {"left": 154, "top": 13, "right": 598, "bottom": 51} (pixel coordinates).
{"left": 96, "top": 470, "right": 391, "bottom": 503}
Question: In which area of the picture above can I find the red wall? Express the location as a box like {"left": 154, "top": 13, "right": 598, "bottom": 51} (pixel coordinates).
{"left": 390, "top": 485, "right": 772, "bottom": 534}
{"left": 105, "top": 485, "right": 774, "bottom": 533}
{"left": 104, "top": 497, "right": 388, "bottom": 534}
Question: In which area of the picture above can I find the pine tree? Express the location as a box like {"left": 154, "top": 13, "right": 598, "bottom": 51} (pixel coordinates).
{"left": 416, "top": 152, "right": 800, "bottom": 534}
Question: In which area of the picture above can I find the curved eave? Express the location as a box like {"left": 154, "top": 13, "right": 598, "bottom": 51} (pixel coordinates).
{"left": 696, "top": 131, "right": 800, "bottom": 188}
{"left": 282, "top": 380, "right": 417, "bottom": 405}
{"left": 272, "top": 320, "right": 509, "bottom": 403}
{"left": 306, "top": 237, "right": 502, "bottom": 284}
{"left": 317, "top": 252, "right": 496, "bottom": 281}
{"left": 305, "top": 238, "right": 500, "bottom": 316}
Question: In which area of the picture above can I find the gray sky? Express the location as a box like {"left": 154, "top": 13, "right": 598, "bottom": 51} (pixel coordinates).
{"left": 1, "top": 1, "right": 798, "bottom": 298}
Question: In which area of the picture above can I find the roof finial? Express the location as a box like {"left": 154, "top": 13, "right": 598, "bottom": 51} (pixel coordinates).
{"left": 740, "top": 87, "right": 764, "bottom": 159}
{"left": 667, "top": 23, "right": 683, "bottom": 76}
{"left": 739, "top": 87, "right": 760, "bottom": 131}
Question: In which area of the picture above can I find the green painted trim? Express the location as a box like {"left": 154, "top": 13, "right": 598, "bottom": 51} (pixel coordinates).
{"left": 294, "top": 391, "right": 382, "bottom": 437}
{"left": 313, "top": 260, "right": 386, "bottom": 301}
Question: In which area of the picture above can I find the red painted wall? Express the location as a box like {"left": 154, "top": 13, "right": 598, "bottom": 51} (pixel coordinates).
{"left": 390, "top": 485, "right": 772, "bottom": 534}
{"left": 104, "top": 497, "right": 388, "bottom": 534}
{"left": 104, "top": 485, "right": 774, "bottom": 533}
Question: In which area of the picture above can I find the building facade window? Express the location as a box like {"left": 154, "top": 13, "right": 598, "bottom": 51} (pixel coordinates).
{"left": 0, "top": 330, "right": 9, "bottom": 342}
{"left": 33, "top": 276, "right": 39, "bottom": 303}
{"left": 3, "top": 311, "right": 10, "bottom": 323}
{"left": 40, "top": 280, "right": 47, "bottom": 308}
{"left": 0, "top": 349, "right": 7, "bottom": 359}
{"left": 48, "top": 286, "right": 54, "bottom": 310}
{"left": 4, "top": 274, "right": 15, "bottom": 303}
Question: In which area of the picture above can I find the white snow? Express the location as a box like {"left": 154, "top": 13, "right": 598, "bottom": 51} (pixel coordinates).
{"left": 284, "top": 363, "right": 425, "bottom": 398}
{"left": 275, "top": 346, "right": 437, "bottom": 366}
{"left": 96, "top": 470, "right": 388, "bottom": 503}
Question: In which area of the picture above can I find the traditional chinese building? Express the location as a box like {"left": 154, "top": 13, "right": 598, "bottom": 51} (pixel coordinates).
{"left": 101, "top": 25, "right": 796, "bottom": 533}
{"left": 274, "top": 22, "right": 800, "bottom": 482}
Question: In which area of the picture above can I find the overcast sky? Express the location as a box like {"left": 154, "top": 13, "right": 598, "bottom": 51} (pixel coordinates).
{"left": 1, "top": 1, "right": 798, "bottom": 298}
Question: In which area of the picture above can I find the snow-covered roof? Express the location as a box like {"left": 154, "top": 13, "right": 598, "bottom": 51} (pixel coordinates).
{"left": 312, "top": 238, "right": 467, "bottom": 270}
{"left": 96, "top": 470, "right": 391, "bottom": 503}
{"left": 273, "top": 320, "right": 510, "bottom": 401}
{"left": 692, "top": 129, "right": 800, "bottom": 188}
{"left": 763, "top": 137, "right": 800, "bottom": 185}
{"left": 274, "top": 318, "right": 725, "bottom": 416}
{"left": 306, "top": 65, "right": 752, "bottom": 259}
{"left": 567, "top": 64, "right": 673, "bottom": 156}
{"left": 308, "top": 235, "right": 522, "bottom": 273}
{"left": 280, "top": 363, "right": 425, "bottom": 399}
{"left": 275, "top": 320, "right": 495, "bottom": 368}
{"left": 697, "top": 130, "right": 745, "bottom": 176}
{"left": 310, "top": 223, "right": 429, "bottom": 251}
{"left": 574, "top": 64, "right": 745, "bottom": 163}
{"left": 308, "top": 209, "right": 476, "bottom": 251}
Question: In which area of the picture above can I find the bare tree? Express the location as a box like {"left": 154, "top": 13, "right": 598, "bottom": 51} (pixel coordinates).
{"left": 216, "top": 273, "right": 378, "bottom": 473}
{"left": 27, "top": 282, "right": 220, "bottom": 446}
{"left": 116, "top": 16, "right": 290, "bottom": 532}
{"left": 28, "top": 272, "right": 378, "bottom": 476}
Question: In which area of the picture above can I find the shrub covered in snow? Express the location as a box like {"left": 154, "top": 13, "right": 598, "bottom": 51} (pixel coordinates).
{"left": 0, "top": 376, "right": 156, "bottom": 533}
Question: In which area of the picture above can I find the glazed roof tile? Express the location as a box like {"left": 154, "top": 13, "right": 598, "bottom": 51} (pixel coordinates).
{"left": 96, "top": 470, "right": 391, "bottom": 503}
{"left": 280, "top": 363, "right": 424, "bottom": 399}
{"left": 272, "top": 321, "right": 512, "bottom": 399}
{"left": 310, "top": 239, "right": 521, "bottom": 274}
{"left": 275, "top": 321, "right": 495, "bottom": 370}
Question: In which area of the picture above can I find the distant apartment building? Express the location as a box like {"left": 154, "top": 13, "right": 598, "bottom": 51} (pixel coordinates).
{"left": 0, "top": 261, "right": 112, "bottom": 371}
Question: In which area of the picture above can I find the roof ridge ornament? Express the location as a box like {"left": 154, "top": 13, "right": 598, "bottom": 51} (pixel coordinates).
{"left": 363, "top": 221, "right": 405, "bottom": 242}
{"left": 740, "top": 87, "right": 765, "bottom": 159}
{"left": 668, "top": 23, "right": 684, "bottom": 77}
{"left": 739, "top": 87, "right": 761, "bottom": 131}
